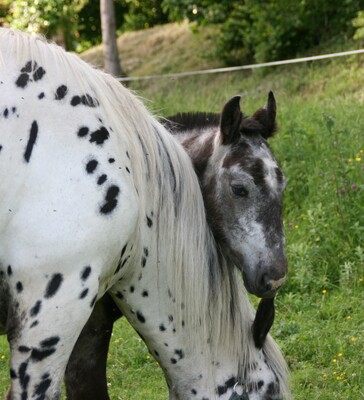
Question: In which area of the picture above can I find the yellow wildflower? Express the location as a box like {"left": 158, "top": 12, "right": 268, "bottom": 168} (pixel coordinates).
{"left": 322, "top": 289, "right": 327, "bottom": 294}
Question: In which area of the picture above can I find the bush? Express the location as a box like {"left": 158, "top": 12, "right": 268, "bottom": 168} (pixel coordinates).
{"left": 163, "top": 0, "right": 364, "bottom": 64}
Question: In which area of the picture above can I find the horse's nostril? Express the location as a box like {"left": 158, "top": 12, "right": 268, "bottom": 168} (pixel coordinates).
{"left": 257, "top": 270, "right": 286, "bottom": 298}
{"left": 260, "top": 273, "right": 272, "bottom": 292}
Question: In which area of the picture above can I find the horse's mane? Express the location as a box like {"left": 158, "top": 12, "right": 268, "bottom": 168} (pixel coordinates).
{"left": 164, "top": 112, "right": 220, "bottom": 133}
{"left": 0, "top": 28, "right": 289, "bottom": 397}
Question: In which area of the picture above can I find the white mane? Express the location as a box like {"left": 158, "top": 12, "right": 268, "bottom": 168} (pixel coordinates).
{"left": 0, "top": 28, "right": 289, "bottom": 397}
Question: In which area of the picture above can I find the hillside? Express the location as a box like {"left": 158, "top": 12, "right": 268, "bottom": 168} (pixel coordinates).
{"left": 81, "top": 21, "right": 223, "bottom": 77}
{"left": 80, "top": 21, "right": 364, "bottom": 115}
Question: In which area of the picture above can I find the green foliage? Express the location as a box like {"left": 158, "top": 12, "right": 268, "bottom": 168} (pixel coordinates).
{"left": 353, "top": 10, "right": 364, "bottom": 40}
{"left": 5, "top": 0, "right": 167, "bottom": 52}
{"left": 8, "top": 0, "right": 88, "bottom": 50}
{"left": 122, "top": 0, "right": 168, "bottom": 31}
{"left": 162, "top": 0, "right": 363, "bottom": 64}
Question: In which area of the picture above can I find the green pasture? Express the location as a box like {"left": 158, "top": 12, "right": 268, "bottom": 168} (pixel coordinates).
{"left": 1, "top": 38, "right": 363, "bottom": 399}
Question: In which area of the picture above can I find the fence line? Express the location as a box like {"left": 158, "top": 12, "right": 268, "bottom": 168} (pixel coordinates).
{"left": 117, "top": 49, "right": 364, "bottom": 82}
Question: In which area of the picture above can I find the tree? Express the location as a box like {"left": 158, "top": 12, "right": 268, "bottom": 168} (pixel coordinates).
{"left": 8, "top": 0, "right": 88, "bottom": 50}
{"left": 100, "top": 0, "right": 123, "bottom": 76}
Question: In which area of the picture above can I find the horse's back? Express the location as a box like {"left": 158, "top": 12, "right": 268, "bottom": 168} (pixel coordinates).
{"left": 0, "top": 30, "right": 138, "bottom": 302}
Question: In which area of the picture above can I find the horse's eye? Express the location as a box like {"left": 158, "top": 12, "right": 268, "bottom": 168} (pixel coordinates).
{"left": 231, "top": 184, "right": 249, "bottom": 197}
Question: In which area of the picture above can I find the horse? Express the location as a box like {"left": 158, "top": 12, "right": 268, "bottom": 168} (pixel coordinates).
{"left": 64, "top": 96, "right": 289, "bottom": 400}
{"left": 0, "top": 28, "right": 289, "bottom": 400}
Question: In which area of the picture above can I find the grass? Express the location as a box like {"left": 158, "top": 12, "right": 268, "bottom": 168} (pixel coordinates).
{"left": 1, "top": 23, "right": 363, "bottom": 399}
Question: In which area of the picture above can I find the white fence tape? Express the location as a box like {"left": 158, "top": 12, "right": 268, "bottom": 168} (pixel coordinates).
{"left": 117, "top": 49, "right": 364, "bottom": 82}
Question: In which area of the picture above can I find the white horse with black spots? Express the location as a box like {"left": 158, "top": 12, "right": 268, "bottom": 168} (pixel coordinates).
{"left": 0, "top": 29, "right": 289, "bottom": 400}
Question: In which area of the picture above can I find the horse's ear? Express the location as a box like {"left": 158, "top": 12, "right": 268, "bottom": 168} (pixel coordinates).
{"left": 252, "top": 91, "right": 277, "bottom": 139}
{"left": 220, "top": 96, "right": 243, "bottom": 145}
{"left": 252, "top": 297, "right": 275, "bottom": 349}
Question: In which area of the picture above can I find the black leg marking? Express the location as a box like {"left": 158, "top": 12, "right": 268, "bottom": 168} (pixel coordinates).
{"left": 90, "top": 295, "right": 97, "bottom": 308}
{"left": 18, "top": 346, "right": 31, "bottom": 353}
{"left": 136, "top": 311, "right": 146, "bottom": 323}
{"left": 30, "top": 300, "right": 42, "bottom": 317}
{"left": 40, "top": 336, "right": 60, "bottom": 348}
{"left": 16, "top": 281, "right": 23, "bottom": 293}
{"left": 79, "top": 288, "right": 89, "bottom": 299}
{"left": 18, "top": 361, "right": 30, "bottom": 391}
{"left": 33, "top": 373, "right": 52, "bottom": 399}
{"left": 31, "top": 348, "right": 56, "bottom": 362}
{"left": 24, "top": 121, "right": 38, "bottom": 163}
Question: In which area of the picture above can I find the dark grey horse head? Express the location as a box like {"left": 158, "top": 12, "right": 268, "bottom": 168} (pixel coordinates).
{"left": 206, "top": 92, "right": 287, "bottom": 298}
{"left": 168, "top": 93, "right": 287, "bottom": 299}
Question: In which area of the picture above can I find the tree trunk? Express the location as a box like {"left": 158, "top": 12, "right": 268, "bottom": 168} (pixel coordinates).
{"left": 100, "top": 0, "right": 123, "bottom": 76}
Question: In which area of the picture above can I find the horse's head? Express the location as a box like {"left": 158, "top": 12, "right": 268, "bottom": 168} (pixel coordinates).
{"left": 203, "top": 93, "right": 287, "bottom": 298}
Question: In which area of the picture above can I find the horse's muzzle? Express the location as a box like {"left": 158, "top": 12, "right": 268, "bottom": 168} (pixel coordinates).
{"left": 255, "top": 270, "right": 287, "bottom": 298}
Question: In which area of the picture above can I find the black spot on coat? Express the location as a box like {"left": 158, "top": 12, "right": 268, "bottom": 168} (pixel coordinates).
{"left": 24, "top": 121, "right": 38, "bottom": 163}
{"left": 31, "top": 348, "right": 56, "bottom": 362}
{"left": 97, "top": 174, "right": 107, "bottom": 185}
{"left": 86, "top": 159, "right": 98, "bottom": 174}
{"left": 33, "top": 67, "right": 46, "bottom": 81}
{"left": 100, "top": 185, "right": 120, "bottom": 214}
{"left": 18, "top": 361, "right": 30, "bottom": 390}
{"left": 77, "top": 126, "right": 89, "bottom": 138}
{"left": 44, "top": 274, "right": 63, "bottom": 298}
{"left": 40, "top": 336, "right": 60, "bottom": 348}
{"left": 16, "top": 73, "right": 30, "bottom": 88}
{"left": 90, "top": 127, "right": 110, "bottom": 145}
{"left": 136, "top": 311, "right": 146, "bottom": 323}
{"left": 16, "top": 281, "right": 23, "bottom": 293}
{"left": 34, "top": 374, "right": 52, "bottom": 397}
{"left": 55, "top": 85, "right": 68, "bottom": 100}
{"left": 30, "top": 300, "right": 42, "bottom": 317}
{"left": 81, "top": 266, "right": 91, "bottom": 281}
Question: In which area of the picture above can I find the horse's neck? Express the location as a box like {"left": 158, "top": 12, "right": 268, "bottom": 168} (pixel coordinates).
{"left": 110, "top": 235, "right": 240, "bottom": 400}
{"left": 173, "top": 126, "right": 217, "bottom": 180}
